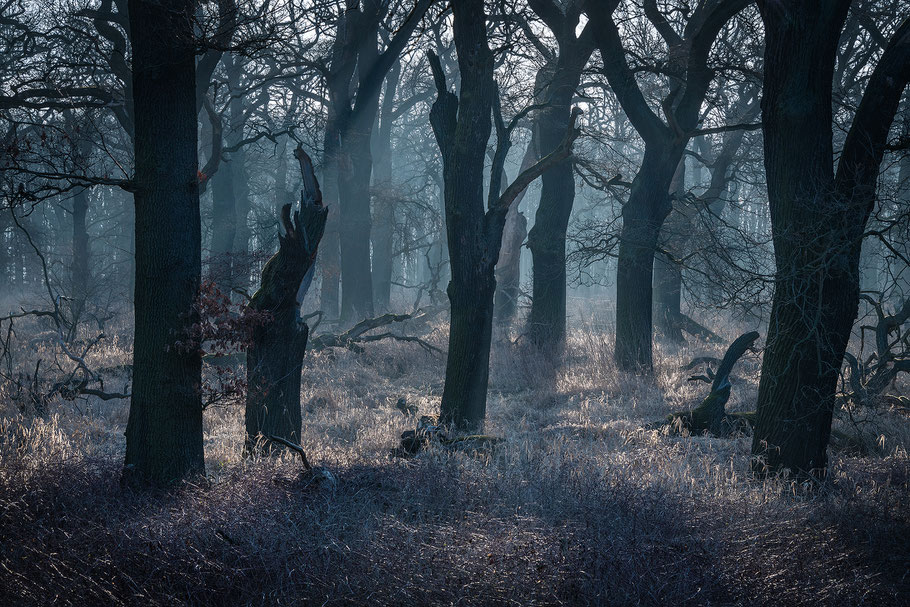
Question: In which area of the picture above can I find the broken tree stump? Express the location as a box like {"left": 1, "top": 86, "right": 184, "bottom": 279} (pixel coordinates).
{"left": 668, "top": 331, "right": 759, "bottom": 436}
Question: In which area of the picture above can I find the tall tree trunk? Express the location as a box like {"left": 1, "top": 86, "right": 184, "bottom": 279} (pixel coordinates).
{"left": 371, "top": 191, "right": 395, "bottom": 312}
{"left": 65, "top": 117, "right": 92, "bottom": 330}
{"left": 337, "top": 129, "right": 375, "bottom": 321}
{"left": 0, "top": 212, "right": 8, "bottom": 292}
{"left": 429, "top": 2, "right": 580, "bottom": 429}
{"left": 124, "top": 0, "right": 205, "bottom": 484}
{"left": 751, "top": 3, "right": 909, "bottom": 478}
{"left": 588, "top": 0, "right": 749, "bottom": 372}
{"left": 494, "top": 206, "right": 527, "bottom": 327}
{"left": 70, "top": 183, "right": 90, "bottom": 330}
{"left": 653, "top": 158, "right": 687, "bottom": 344}
{"left": 526, "top": 13, "right": 594, "bottom": 350}
{"left": 231, "top": 144, "right": 251, "bottom": 293}
{"left": 751, "top": 1, "right": 851, "bottom": 478}
{"left": 226, "top": 58, "right": 251, "bottom": 295}
{"left": 652, "top": 253, "right": 683, "bottom": 341}
{"left": 614, "top": 149, "right": 679, "bottom": 370}
{"left": 370, "top": 59, "right": 401, "bottom": 313}
{"left": 209, "top": 151, "right": 236, "bottom": 290}
{"left": 494, "top": 133, "right": 537, "bottom": 328}
{"left": 320, "top": 171, "right": 342, "bottom": 319}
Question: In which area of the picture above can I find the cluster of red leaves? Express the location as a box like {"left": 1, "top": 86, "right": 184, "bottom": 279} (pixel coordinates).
{"left": 174, "top": 280, "right": 273, "bottom": 409}
{"left": 174, "top": 280, "right": 272, "bottom": 357}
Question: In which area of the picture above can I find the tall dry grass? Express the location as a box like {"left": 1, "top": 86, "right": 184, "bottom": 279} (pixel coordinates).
{"left": 1, "top": 312, "right": 908, "bottom": 606}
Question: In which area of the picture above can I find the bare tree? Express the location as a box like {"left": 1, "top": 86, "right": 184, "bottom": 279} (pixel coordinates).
{"left": 586, "top": 0, "right": 752, "bottom": 371}
{"left": 751, "top": 4, "right": 910, "bottom": 479}
{"left": 428, "top": 0, "right": 580, "bottom": 430}
{"left": 123, "top": 0, "right": 205, "bottom": 484}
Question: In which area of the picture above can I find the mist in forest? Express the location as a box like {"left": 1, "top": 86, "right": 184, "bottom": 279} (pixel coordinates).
{"left": 1, "top": 0, "right": 909, "bottom": 605}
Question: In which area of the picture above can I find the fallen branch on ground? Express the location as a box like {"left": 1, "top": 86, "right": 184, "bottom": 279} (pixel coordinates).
{"left": 309, "top": 311, "right": 443, "bottom": 354}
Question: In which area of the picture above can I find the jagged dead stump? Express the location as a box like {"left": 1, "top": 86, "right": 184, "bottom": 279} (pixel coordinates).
{"left": 245, "top": 147, "right": 328, "bottom": 450}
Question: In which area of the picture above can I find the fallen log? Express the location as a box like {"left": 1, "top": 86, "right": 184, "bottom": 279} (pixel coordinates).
{"left": 673, "top": 313, "right": 725, "bottom": 344}
{"left": 309, "top": 312, "right": 443, "bottom": 354}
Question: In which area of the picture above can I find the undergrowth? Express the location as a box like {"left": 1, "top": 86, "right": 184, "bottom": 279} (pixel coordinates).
{"left": 1, "top": 314, "right": 908, "bottom": 606}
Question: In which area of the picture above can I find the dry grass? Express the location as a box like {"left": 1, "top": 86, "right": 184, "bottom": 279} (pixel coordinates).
{"left": 1, "top": 312, "right": 908, "bottom": 606}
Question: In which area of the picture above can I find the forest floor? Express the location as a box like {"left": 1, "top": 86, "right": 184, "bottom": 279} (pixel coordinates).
{"left": 1, "top": 310, "right": 909, "bottom": 606}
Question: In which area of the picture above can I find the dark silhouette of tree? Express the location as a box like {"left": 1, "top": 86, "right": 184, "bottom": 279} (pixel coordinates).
{"left": 525, "top": 0, "right": 595, "bottom": 352}
{"left": 752, "top": 3, "right": 910, "bottom": 479}
{"left": 122, "top": 0, "right": 205, "bottom": 484}
{"left": 587, "top": 0, "right": 751, "bottom": 372}
{"left": 245, "top": 147, "right": 327, "bottom": 448}
{"left": 428, "top": 0, "right": 580, "bottom": 430}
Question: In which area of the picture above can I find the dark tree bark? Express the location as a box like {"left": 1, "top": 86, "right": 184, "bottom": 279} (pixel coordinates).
{"left": 588, "top": 0, "right": 750, "bottom": 371}
{"left": 752, "top": 6, "right": 910, "bottom": 479}
{"left": 371, "top": 59, "right": 401, "bottom": 313}
{"left": 0, "top": 212, "right": 9, "bottom": 290}
{"left": 70, "top": 184, "right": 90, "bottom": 322}
{"left": 327, "top": 0, "right": 433, "bottom": 322}
{"left": 69, "top": 132, "right": 92, "bottom": 331}
{"left": 209, "top": 136, "right": 237, "bottom": 289}
{"left": 124, "top": 0, "right": 205, "bottom": 484}
{"left": 429, "top": 1, "right": 581, "bottom": 430}
{"left": 653, "top": 158, "right": 687, "bottom": 344}
{"left": 526, "top": 0, "right": 594, "bottom": 351}
{"left": 225, "top": 56, "right": 252, "bottom": 294}
{"left": 245, "top": 147, "right": 328, "bottom": 448}
{"left": 320, "top": 104, "right": 342, "bottom": 320}
{"left": 494, "top": 127, "right": 538, "bottom": 328}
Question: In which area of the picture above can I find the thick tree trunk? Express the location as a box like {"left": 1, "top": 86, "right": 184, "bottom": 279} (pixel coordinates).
{"left": 614, "top": 150, "right": 679, "bottom": 370}
{"left": 442, "top": 266, "right": 497, "bottom": 429}
{"left": 652, "top": 253, "right": 683, "bottom": 341}
{"left": 370, "top": 61, "right": 400, "bottom": 313}
{"left": 245, "top": 150, "right": 327, "bottom": 448}
{"left": 751, "top": 2, "right": 908, "bottom": 479}
{"left": 588, "top": 0, "right": 749, "bottom": 372}
{"left": 246, "top": 306, "right": 309, "bottom": 446}
{"left": 371, "top": 194, "right": 395, "bottom": 312}
{"left": 124, "top": 0, "right": 205, "bottom": 484}
{"left": 338, "top": 127, "right": 375, "bottom": 321}
{"left": 526, "top": 112, "right": 574, "bottom": 348}
{"left": 750, "top": 1, "right": 851, "bottom": 479}
{"left": 430, "top": 3, "right": 580, "bottom": 429}
{"left": 526, "top": 25, "right": 594, "bottom": 350}
{"left": 430, "top": 0, "right": 496, "bottom": 431}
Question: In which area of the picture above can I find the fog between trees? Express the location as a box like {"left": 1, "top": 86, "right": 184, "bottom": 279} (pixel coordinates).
{"left": 1, "top": 1, "right": 910, "bottom": 604}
